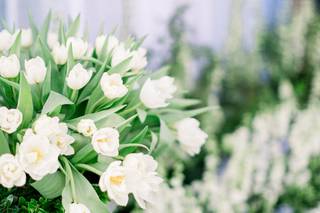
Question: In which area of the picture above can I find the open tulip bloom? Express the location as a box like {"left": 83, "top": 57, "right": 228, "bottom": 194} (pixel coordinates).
{"left": 0, "top": 13, "right": 211, "bottom": 212}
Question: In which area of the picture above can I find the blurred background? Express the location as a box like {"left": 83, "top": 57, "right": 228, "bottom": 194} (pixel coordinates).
{"left": 2, "top": 0, "right": 320, "bottom": 212}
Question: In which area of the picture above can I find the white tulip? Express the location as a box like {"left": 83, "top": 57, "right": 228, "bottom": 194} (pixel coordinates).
{"left": 0, "top": 30, "right": 14, "bottom": 51}
{"left": 52, "top": 44, "right": 68, "bottom": 65}
{"left": 131, "top": 48, "right": 147, "bottom": 71}
{"left": 111, "top": 43, "right": 131, "bottom": 67}
{"left": 66, "top": 63, "right": 92, "bottom": 90}
{"left": 20, "top": 28, "right": 33, "bottom": 48}
{"left": 17, "top": 130, "right": 60, "bottom": 180}
{"left": 66, "top": 37, "right": 88, "bottom": 59}
{"left": 139, "top": 76, "right": 177, "bottom": 109}
{"left": 91, "top": 128, "right": 119, "bottom": 157}
{"left": 175, "top": 118, "right": 208, "bottom": 156}
{"left": 99, "top": 161, "right": 129, "bottom": 206}
{"left": 100, "top": 73, "right": 128, "bottom": 99}
{"left": 24, "top": 56, "right": 47, "bottom": 84}
{"left": 0, "top": 54, "right": 20, "bottom": 78}
{"left": 33, "top": 115, "right": 75, "bottom": 156}
{"left": 123, "top": 153, "right": 163, "bottom": 209}
{"left": 69, "top": 203, "right": 91, "bottom": 213}
{"left": 0, "top": 154, "right": 26, "bottom": 188}
{"left": 0, "top": 107, "right": 22, "bottom": 134}
{"left": 47, "top": 32, "right": 59, "bottom": 49}
{"left": 95, "top": 35, "right": 119, "bottom": 56}
{"left": 77, "top": 119, "right": 97, "bottom": 137}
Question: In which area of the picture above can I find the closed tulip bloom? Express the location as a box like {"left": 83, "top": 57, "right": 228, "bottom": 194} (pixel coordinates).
{"left": 91, "top": 127, "right": 120, "bottom": 157}
{"left": 175, "top": 118, "right": 208, "bottom": 156}
{"left": 77, "top": 119, "right": 97, "bottom": 137}
{"left": 52, "top": 44, "right": 68, "bottom": 65}
{"left": 139, "top": 76, "right": 177, "bottom": 109}
{"left": 66, "top": 63, "right": 92, "bottom": 90}
{"left": 20, "top": 28, "right": 33, "bottom": 48}
{"left": 0, "top": 154, "right": 26, "bottom": 188}
{"left": 0, "top": 54, "right": 20, "bottom": 78}
{"left": 24, "top": 56, "right": 47, "bottom": 84}
{"left": 100, "top": 73, "right": 128, "bottom": 99}
{"left": 111, "top": 43, "right": 131, "bottom": 67}
{"left": 47, "top": 32, "right": 59, "bottom": 49}
{"left": 66, "top": 37, "right": 88, "bottom": 59}
{"left": 0, "top": 30, "right": 14, "bottom": 51}
{"left": 131, "top": 48, "right": 147, "bottom": 71}
{"left": 0, "top": 107, "right": 23, "bottom": 134}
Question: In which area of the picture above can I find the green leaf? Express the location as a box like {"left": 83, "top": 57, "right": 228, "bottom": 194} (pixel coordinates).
{"left": 120, "top": 126, "right": 149, "bottom": 155}
{"left": 42, "top": 91, "right": 73, "bottom": 114}
{"left": 28, "top": 13, "right": 39, "bottom": 39}
{"left": 0, "top": 77, "right": 19, "bottom": 91}
{"left": 9, "top": 31, "right": 21, "bottom": 55}
{"left": 31, "top": 171, "right": 65, "bottom": 199}
{"left": 108, "top": 57, "right": 133, "bottom": 75}
{"left": 77, "top": 57, "right": 109, "bottom": 103}
{"left": 67, "top": 105, "right": 125, "bottom": 130}
{"left": 0, "top": 131, "right": 10, "bottom": 155}
{"left": 67, "top": 15, "right": 80, "bottom": 37}
{"left": 71, "top": 143, "right": 96, "bottom": 164}
{"left": 62, "top": 161, "right": 109, "bottom": 213}
{"left": 59, "top": 20, "right": 66, "bottom": 44}
{"left": 149, "top": 131, "right": 158, "bottom": 154}
{"left": 17, "top": 73, "right": 33, "bottom": 128}
{"left": 159, "top": 119, "right": 175, "bottom": 144}
{"left": 169, "top": 98, "right": 201, "bottom": 108}
{"left": 42, "top": 62, "right": 51, "bottom": 103}
{"left": 40, "top": 11, "right": 52, "bottom": 42}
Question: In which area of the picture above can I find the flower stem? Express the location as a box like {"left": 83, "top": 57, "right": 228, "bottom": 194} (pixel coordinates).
{"left": 62, "top": 157, "right": 77, "bottom": 203}
{"left": 76, "top": 164, "right": 103, "bottom": 176}
{"left": 70, "top": 90, "right": 78, "bottom": 103}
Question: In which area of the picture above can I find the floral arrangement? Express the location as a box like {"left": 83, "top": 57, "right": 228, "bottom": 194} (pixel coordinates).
{"left": 0, "top": 14, "right": 209, "bottom": 212}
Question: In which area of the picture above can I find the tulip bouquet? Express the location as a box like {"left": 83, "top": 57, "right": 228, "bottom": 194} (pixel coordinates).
{"left": 0, "top": 14, "right": 209, "bottom": 212}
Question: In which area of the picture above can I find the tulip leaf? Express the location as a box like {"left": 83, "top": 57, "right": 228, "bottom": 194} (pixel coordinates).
{"left": 169, "top": 98, "right": 201, "bottom": 108}
{"left": 31, "top": 171, "right": 65, "bottom": 199}
{"left": 159, "top": 118, "right": 175, "bottom": 144}
{"left": 42, "top": 62, "right": 51, "bottom": 103}
{"left": 42, "top": 91, "right": 73, "bottom": 114}
{"left": 108, "top": 57, "right": 132, "bottom": 75}
{"left": 67, "top": 15, "right": 80, "bottom": 38}
{"left": 71, "top": 143, "right": 97, "bottom": 164}
{"left": 0, "top": 77, "right": 19, "bottom": 91}
{"left": 0, "top": 131, "right": 10, "bottom": 155}
{"left": 137, "top": 108, "right": 147, "bottom": 123}
{"left": 40, "top": 10, "right": 51, "bottom": 42}
{"left": 149, "top": 131, "right": 158, "bottom": 154}
{"left": 67, "top": 105, "right": 125, "bottom": 130}
{"left": 9, "top": 31, "right": 21, "bottom": 56}
{"left": 59, "top": 20, "right": 66, "bottom": 44}
{"left": 62, "top": 161, "right": 109, "bottom": 213}
{"left": 17, "top": 73, "right": 33, "bottom": 128}
{"left": 120, "top": 126, "right": 149, "bottom": 156}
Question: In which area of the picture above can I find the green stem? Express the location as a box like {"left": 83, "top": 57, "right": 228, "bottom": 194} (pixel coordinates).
{"left": 81, "top": 57, "right": 103, "bottom": 65}
{"left": 62, "top": 157, "right": 77, "bottom": 203}
{"left": 76, "top": 164, "right": 103, "bottom": 176}
{"left": 70, "top": 90, "right": 78, "bottom": 103}
{"left": 36, "top": 83, "right": 42, "bottom": 105}
{"left": 120, "top": 102, "right": 142, "bottom": 116}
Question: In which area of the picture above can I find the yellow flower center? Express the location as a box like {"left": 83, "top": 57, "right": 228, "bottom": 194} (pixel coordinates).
{"left": 32, "top": 148, "right": 44, "bottom": 162}
{"left": 109, "top": 175, "right": 124, "bottom": 185}
{"left": 97, "top": 137, "right": 111, "bottom": 143}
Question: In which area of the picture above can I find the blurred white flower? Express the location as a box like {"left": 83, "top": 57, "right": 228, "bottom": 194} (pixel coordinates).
{"left": 131, "top": 48, "right": 147, "bottom": 71}
{"left": 24, "top": 56, "right": 47, "bottom": 84}
{"left": 140, "top": 76, "right": 176, "bottom": 109}
{"left": 69, "top": 203, "right": 91, "bottom": 213}
{"left": 20, "top": 28, "right": 33, "bottom": 48}
{"left": 91, "top": 127, "right": 119, "bottom": 157}
{"left": 33, "top": 115, "right": 75, "bottom": 156}
{"left": 111, "top": 43, "right": 131, "bottom": 67}
{"left": 0, "top": 54, "right": 20, "bottom": 78}
{"left": 123, "top": 153, "right": 163, "bottom": 209}
{"left": 100, "top": 73, "right": 128, "bottom": 99}
{"left": 95, "top": 35, "right": 119, "bottom": 56}
{"left": 175, "top": 118, "right": 208, "bottom": 156}
{"left": 0, "top": 30, "right": 14, "bottom": 51}
{"left": 66, "top": 37, "right": 88, "bottom": 59}
{"left": 0, "top": 107, "right": 22, "bottom": 134}
{"left": 17, "top": 130, "right": 60, "bottom": 180}
{"left": 66, "top": 63, "right": 92, "bottom": 90}
{"left": 52, "top": 44, "right": 68, "bottom": 65}
{"left": 47, "top": 32, "right": 59, "bottom": 49}
{"left": 0, "top": 154, "right": 26, "bottom": 188}
{"left": 77, "top": 119, "right": 97, "bottom": 137}
{"left": 99, "top": 161, "right": 129, "bottom": 206}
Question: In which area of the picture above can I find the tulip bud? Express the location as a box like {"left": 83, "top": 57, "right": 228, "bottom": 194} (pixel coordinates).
{"left": 100, "top": 73, "right": 128, "bottom": 99}
{"left": 52, "top": 44, "right": 68, "bottom": 65}
{"left": 66, "top": 63, "right": 92, "bottom": 90}
{"left": 0, "top": 54, "right": 20, "bottom": 78}
{"left": 47, "top": 32, "right": 59, "bottom": 49}
{"left": 95, "top": 35, "right": 119, "bottom": 56}
{"left": 24, "top": 57, "right": 47, "bottom": 85}
{"left": 20, "top": 28, "right": 33, "bottom": 48}
{"left": 111, "top": 43, "right": 131, "bottom": 67}
{"left": 0, "top": 30, "right": 14, "bottom": 52}
{"left": 66, "top": 37, "right": 88, "bottom": 59}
